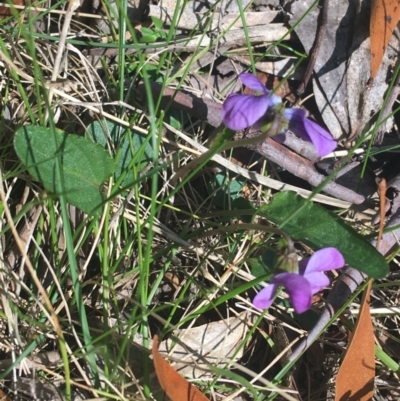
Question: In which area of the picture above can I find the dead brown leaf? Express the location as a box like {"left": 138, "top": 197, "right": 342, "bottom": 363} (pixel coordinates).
{"left": 153, "top": 334, "right": 210, "bottom": 401}
{"left": 334, "top": 182, "right": 386, "bottom": 400}
{"left": 370, "top": 0, "right": 400, "bottom": 79}
{"left": 334, "top": 280, "right": 375, "bottom": 401}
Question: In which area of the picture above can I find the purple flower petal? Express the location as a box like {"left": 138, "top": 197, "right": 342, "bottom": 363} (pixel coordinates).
{"left": 239, "top": 73, "right": 269, "bottom": 94}
{"left": 284, "top": 108, "right": 307, "bottom": 127}
{"left": 272, "top": 273, "right": 312, "bottom": 314}
{"left": 303, "top": 118, "right": 337, "bottom": 157}
{"left": 222, "top": 93, "right": 270, "bottom": 130}
{"left": 304, "top": 248, "right": 345, "bottom": 274}
{"left": 284, "top": 108, "right": 337, "bottom": 157}
{"left": 238, "top": 74, "right": 282, "bottom": 106}
{"left": 303, "top": 271, "right": 330, "bottom": 294}
{"left": 253, "top": 283, "right": 278, "bottom": 309}
{"left": 268, "top": 93, "right": 283, "bottom": 106}
{"left": 298, "top": 258, "right": 309, "bottom": 276}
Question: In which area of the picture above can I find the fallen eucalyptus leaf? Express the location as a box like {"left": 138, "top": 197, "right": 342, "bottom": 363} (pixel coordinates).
{"left": 153, "top": 335, "right": 210, "bottom": 401}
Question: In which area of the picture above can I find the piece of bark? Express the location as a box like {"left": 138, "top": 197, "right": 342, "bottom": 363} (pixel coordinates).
{"left": 374, "top": 66, "right": 400, "bottom": 144}
{"left": 345, "top": 1, "right": 397, "bottom": 141}
{"left": 85, "top": 21, "right": 288, "bottom": 62}
{"left": 148, "top": 6, "right": 279, "bottom": 30}
{"left": 171, "top": 24, "right": 289, "bottom": 50}
{"left": 218, "top": 24, "right": 290, "bottom": 47}
{"left": 290, "top": 0, "right": 355, "bottom": 139}
{"left": 222, "top": 11, "right": 279, "bottom": 28}
{"left": 148, "top": 4, "right": 216, "bottom": 30}
{"left": 208, "top": 0, "right": 252, "bottom": 13}
{"left": 231, "top": 55, "right": 306, "bottom": 80}
{"left": 157, "top": 312, "right": 250, "bottom": 378}
{"left": 135, "top": 82, "right": 223, "bottom": 128}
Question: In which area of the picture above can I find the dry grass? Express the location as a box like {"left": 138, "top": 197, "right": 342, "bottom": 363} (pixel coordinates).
{"left": 0, "top": 1, "right": 399, "bottom": 400}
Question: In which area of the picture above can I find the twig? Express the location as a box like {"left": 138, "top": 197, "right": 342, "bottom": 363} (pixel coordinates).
{"left": 241, "top": 130, "right": 368, "bottom": 205}
{"left": 136, "top": 82, "right": 370, "bottom": 207}
{"left": 47, "top": 0, "right": 81, "bottom": 115}
{"left": 50, "top": 0, "right": 81, "bottom": 84}
{"left": 296, "top": 0, "right": 329, "bottom": 95}
{"left": 164, "top": 121, "right": 353, "bottom": 208}
{"left": 135, "top": 82, "right": 223, "bottom": 128}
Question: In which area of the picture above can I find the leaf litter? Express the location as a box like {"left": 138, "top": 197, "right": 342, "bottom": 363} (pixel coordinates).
{"left": 290, "top": 0, "right": 398, "bottom": 140}
{"left": 1, "top": 0, "right": 400, "bottom": 400}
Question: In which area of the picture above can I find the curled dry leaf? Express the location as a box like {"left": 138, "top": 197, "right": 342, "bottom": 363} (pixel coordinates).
{"left": 153, "top": 334, "right": 210, "bottom": 401}
{"left": 290, "top": 0, "right": 398, "bottom": 140}
{"left": 157, "top": 312, "right": 251, "bottom": 378}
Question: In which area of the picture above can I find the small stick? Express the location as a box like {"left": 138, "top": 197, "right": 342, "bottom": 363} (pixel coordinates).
{"left": 296, "top": 0, "right": 329, "bottom": 95}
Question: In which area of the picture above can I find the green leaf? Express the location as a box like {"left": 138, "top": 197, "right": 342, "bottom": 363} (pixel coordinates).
{"left": 230, "top": 198, "right": 255, "bottom": 223}
{"left": 139, "top": 35, "right": 158, "bottom": 43}
{"left": 85, "top": 120, "right": 154, "bottom": 187}
{"left": 85, "top": 119, "right": 113, "bottom": 147}
{"left": 165, "top": 109, "right": 189, "bottom": 131}
{"left": 158, "top": 30, "right": 167, "bottom": 39}
{"left": 14, "top": 125, "right": 115, "bottom": 215}
{"left": 258, "top": 191, "right": 389, "bottom": 278}
{"left": 140, "top": 27, "right": 155, "bottom": 36}
{"left": 247, "top": 249, "right": 275, "bottom": 281}
{"left": 139, "top": 27, "right": 158, "bottom": 43}
{"left": 151, "top": 16, "right": 163, "bottom": 30}
{"left": 207, "top": 171, "right": 246, "bottom": 209}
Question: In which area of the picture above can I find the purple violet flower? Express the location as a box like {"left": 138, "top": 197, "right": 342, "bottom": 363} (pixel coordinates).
{"left": 253, "top": 247, "right": 345, "bottom": 314}
{"left": 222, "top": 73, "right": 281, "bottom": 130}
{"left": 222, "top": 73, "right": 337, "bottom": 157}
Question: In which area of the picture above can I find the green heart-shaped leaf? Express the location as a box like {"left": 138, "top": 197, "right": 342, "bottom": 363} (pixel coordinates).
{"left": 85, "top": 120, "right": 154, "bottom": 187}
{"left": 14, "top": 125, "right": 115, "bottom": 215}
